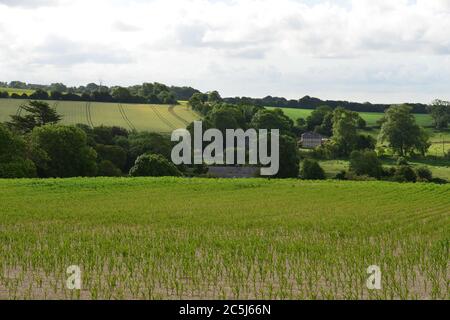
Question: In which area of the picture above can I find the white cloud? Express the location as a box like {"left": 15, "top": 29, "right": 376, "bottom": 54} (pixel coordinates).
{"left": 0, "top": 0, "right": 449, "bottom": 103}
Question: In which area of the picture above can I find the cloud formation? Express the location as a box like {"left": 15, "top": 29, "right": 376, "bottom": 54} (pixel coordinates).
{"left": 0, "top": 0, "right": 449, "bottom": 103}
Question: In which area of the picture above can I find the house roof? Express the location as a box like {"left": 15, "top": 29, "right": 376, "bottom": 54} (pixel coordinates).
{"left": 301, "top": 132, "right": 324, "bottom": 139}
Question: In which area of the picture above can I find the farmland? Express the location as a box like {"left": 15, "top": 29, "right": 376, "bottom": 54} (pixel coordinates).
{"left": 0, "top": 87, "right": 35, "bottom": 96}
{"left": 267, "top": 107, "right": 449, "bottom": 157}
{"left": 0, "top": 177, "right": 448, "bottom": 300}
{"left": 267, "top": 106, "right": 434, "bottom": 127}
{"left": 0, "top": 99, "right": 199, "bottom": 133}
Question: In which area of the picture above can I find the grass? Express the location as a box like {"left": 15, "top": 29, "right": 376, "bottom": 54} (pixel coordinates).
{"left": 0, "top": 177, "right": 448, "bottom": 300}
{"left": 268, "top": 107, "right": 434, "bottom": 127}
{"left": 0, "top": 99, "right": 199, "bottom": 133}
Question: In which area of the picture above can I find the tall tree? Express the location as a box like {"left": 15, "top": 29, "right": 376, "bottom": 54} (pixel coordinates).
{"left": 331, "top": 108, "right": 359, "bottom": 156}
{"left": 7, "top": 101, "right": 61, "bottom": 133}
{"left": 427, "top": 100, "right": 450, "bottom": 129}
{"left": 379, "top": 105, "right": 430, "bottom": 156}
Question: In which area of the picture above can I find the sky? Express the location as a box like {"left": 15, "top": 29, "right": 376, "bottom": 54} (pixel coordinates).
{"left": 1, "top": 0, "right": 450, "bottom": 103}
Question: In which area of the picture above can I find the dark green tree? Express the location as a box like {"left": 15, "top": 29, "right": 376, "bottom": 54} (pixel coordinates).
{"left": 379, "top": 105, "right": 430, "bottom": 156}
{"left": 349, "top": 150, "right": 383, "bottom": 178}
{"left": 31, "top": 125, "right": 97, "bottom": 177}
{"left": 129, "top": 154, "right": 181, "bottom": 177}
{"left": 300, "top": 159, "right": 325, "bottom": 180}
{"left": 8, "top": 101, "right": 61, "bottom": 133}
{"left": 427, "top": 100, "right": 450, "bottom": 129}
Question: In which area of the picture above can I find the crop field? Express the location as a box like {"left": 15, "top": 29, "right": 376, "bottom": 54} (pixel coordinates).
{"left": 0, "top": 87, "right": 35, "bottom": 96}
{"left": 0, "top": 178, "right": 448, "bottom": 300}
{"left": 0, "top": 99, "right": 199, "bottom": 133}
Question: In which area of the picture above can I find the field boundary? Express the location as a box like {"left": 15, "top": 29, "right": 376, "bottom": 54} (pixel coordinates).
{"left": 118, "top": 104, "right": 136, "bottom": 131}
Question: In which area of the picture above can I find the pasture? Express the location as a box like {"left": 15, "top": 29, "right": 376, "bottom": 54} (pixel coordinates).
{"left": 0, "top": 178, "right": 448, "bottom": 300}
{"left": 267, "top": 107, "right": 434, "bottom": 127}
{"left": 0, "top": 99, "right": 199, "bottom": 133}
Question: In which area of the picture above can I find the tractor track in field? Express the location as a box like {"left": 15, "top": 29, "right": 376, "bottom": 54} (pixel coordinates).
{"left": 168, "top": 105, "right": 190, "bottom": 126}
{"left": 151, "top": 105, "right": 177, "bottom": 131}
{"left": 85, "top": 102, "right": 94, "bottom": 128}
{"left": 118, "top": 104, "right": 136, "bottom": 131}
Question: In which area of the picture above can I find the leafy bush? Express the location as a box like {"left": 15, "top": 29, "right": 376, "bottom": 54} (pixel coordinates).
{"left": 98, "top": 160, "right": 122, "bottom": 177}
{"left": 415, "top": 166, "right": 433, "bottom": 182}
{"left": 393, "top": 165, "right": 417, "bottom": 183}
{"left": 0, "top": 159, "right": 36, "bottom": 178}
{"left": 129, "top": 154, "right": 181, "bottom": 177}
{"left": 300, "top": 159, "right": 325, "bottom": 180}
{"left": 31, "top": 125, "right": 98, "bottom": 178}
{"left": 349, "top": 150, "right": 383, "bottom": 178}
{"left": 95, "top": 144, "right": 127, "bottom": 170}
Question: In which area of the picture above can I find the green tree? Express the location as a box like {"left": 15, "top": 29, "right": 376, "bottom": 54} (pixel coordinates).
{"left": 300, "top": 159, "right": 325, "bottom": 180}
{"left": 95, "top": 144, "right": 127, "bottom": 170}
{"left": 276, "top": 135, "right": 300, "bottom": 178}
{"left": 128, "top": 132, "right": 173, "bottom": 166}
{"left": 349, "top": 150, "right": 383, "bottom": 178}
{"left": 416, "top": 166, "right": 433, "bottom": 182}
{"left": 251, "top": 109, "right": 294, "bottom": 136}
{"left": 427, "top": 100, "right": 450, "bottom": 129}
{"left": 331, "top": 108, "right": 360, "bottom": 156}
{"left": 129, "top": 154, "right": 181, "bottom": 177}
{"left": 207, "top": 91, "right": 222, "bottom": 103}
{"left": 31, "top": 125, "right": 97, "bottom": 177}
{"left": 0, "top": 124, "right": 36, "bottom": 178}
{"left": 8, "top": 100, "right": 61, "bottom": 133}
{"left": 98, "top": 160, "right": 122, "bottom": 177}
{"left": 315, "top": 112, "right": 333, "bottom": 136}
{"left": 394, "top": 165, "right": 417, "bottom": 183}
{"left": 306, "top": 106, "right": 332, "bottom": 131}
{"left": 112, "top": 87, "right": 132, "bottom": 102}
{"left": 379, "top": 105, "right": 430, "bottom": 156}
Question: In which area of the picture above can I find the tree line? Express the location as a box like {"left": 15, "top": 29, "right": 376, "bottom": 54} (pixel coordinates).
{"left": 0, "top": 81, "right": 200, "bottom": 104}
{"left": 223, "top": 95, "right": 430, "bottom": 114}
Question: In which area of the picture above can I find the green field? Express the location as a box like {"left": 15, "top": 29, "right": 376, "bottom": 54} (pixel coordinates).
{"left": 267, "top": 107, "right": 434, "bottom": 127}
{"left": 0, "top": 87, "right": 35, "bottom": 96}
{"left": 0, "top": 177, "right": 448, "bottom": 300}
{"left": 0, "top": 99, "right": 199, "bottom": 133}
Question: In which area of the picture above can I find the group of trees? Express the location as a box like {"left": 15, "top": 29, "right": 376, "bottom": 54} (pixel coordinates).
{"left": 189, "top": 93, "right": 301, "bottom": 178}
{"left": 0, "top": 81, "right": 201, "bottom": 105}
{"left": 343, "top": 151, "right": 438, "bottom": 183}
{"left": 0, "top": 101, "right": 186, "bottom": 179}
{"left": 224, "top": 95, "right": 429, "bottom": 114}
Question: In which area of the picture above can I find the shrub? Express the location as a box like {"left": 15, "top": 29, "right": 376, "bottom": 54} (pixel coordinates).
{"left": 415, "top": 166, "right": 433, "bottom": 182}
{"left": 396, "top": 157, "right": 409, "bottom": 166}
{"left": 349, "top": 150, "right": 383, "bottom": 178}
{"left": 95, "top": 144, "right": 127, "bottom": 170}
{"left": 129, "top": 154, "right": 181, "bottom": 177}
{"left": 98, "top": 160, "right": 122, "bottom": 177}
{"left": 0, "top": 159, "right": 36, "bottom": 178}
{"left": 355, "top": 134, "right": 376, "bottom": 151}
{"left": 335, "top": 170, "right": 347, "bottom": 180}
{"left": 31, "top": 125, "right": 98, "bottom": 178}
{"left": 300, "top": 159, "right": 326, "bottom": 180}
{"left": 394, "top": 165, "right": 417, "bottom": 183}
